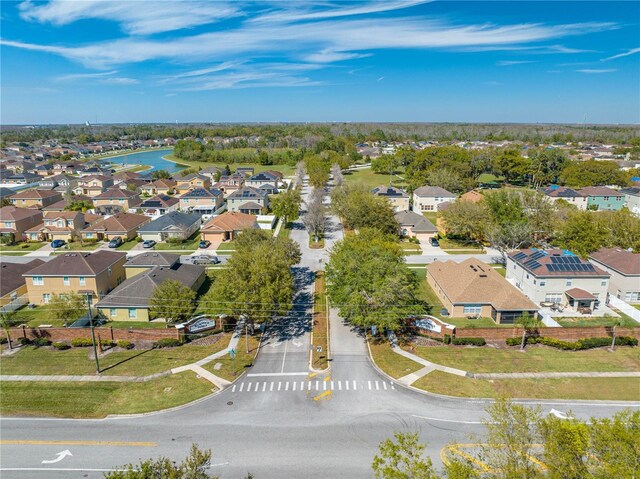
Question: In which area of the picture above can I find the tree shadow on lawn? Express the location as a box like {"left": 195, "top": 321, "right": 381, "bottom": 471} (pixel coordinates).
{"left": 97, "top": 348, "right": 153, "bottom": 375}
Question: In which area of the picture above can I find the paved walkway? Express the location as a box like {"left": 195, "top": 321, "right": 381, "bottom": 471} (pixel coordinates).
{"left": 1, "top": 323, "right": 245, "bottom": 389}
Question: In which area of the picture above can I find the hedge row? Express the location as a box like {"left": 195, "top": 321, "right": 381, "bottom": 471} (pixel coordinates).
{"left": 452, "top": 337, "right": 486, "bottom": 346}
{"left": 506, "top": 336, "right": 638, "bottom": 350}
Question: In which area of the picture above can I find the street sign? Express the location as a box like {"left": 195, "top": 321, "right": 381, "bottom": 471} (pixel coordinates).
{"left": 229, "top": 348, "right": 236, "bottom": 359}
{"left": 371, "top": 325, "right": 377, "bottom": 336}
{"left": 316, "top": 346, "right": 322, "bottom": 353}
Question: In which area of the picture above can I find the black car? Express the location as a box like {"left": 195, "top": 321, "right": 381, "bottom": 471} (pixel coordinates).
{"left": 429, "top": 237, "right": 440, "bottom": 247}
{"left": 108, "top": 237, "right": 123, "bottom": 248}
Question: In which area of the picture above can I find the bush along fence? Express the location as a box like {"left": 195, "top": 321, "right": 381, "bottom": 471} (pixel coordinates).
{"left": 505, "top": 336, "right": 638, "bottom": 350}
{"left": 1, "top": 326, "right": 181, "bottom": 344}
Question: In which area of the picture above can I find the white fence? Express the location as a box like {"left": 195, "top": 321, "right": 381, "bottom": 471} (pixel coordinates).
{"left": 608, "top": 296, "right": 640, "bottom": 324}
{"left": 1, "top": 294, "right": 28, "bottom": 313}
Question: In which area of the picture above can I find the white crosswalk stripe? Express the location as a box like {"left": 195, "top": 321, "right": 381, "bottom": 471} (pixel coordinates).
{"left": 229, "top": 379, "right": 397, "bottom": 395}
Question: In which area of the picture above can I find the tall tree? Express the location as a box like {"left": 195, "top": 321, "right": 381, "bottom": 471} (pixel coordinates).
{"left": 528, "top": 148, "right": 568, "bottom": 187}
{"left": 539, "top": 415, "right": 590, "bottom": 479}
{"left": 303, "top": 188, "right": 326, "bottom": 242}
{"left": 372, "top": 432, "right": 441, "bottom": 479}
{"left": 270, "top": 189, "right": 301, "bottom": 226}
{"left": 295, "top": 161, "right": 307, "bottom": 188}
{"left": 330, "top": 184, "right": 398, "bottom": 235}
{"left": 46, "top": 293, "right": 87, "bottom": 324}
{"left": 151, "top": 169, "right": 172, "bottom": 180}
{"left": 588, "top": 409, "right": 640, "bottom": 479}
{"left": 149, "top": 279, "right": 197, "bottom": 324}
{"left": 331, "top": 163, "right": 344, "bottom": 187}
{"left": 0, "top": 311, "right": 15, "bottom": 350}
{"left": 440, "top": 200, "right": 491, "bottom": 243}
{"left": 559, "top": 160, "right": 629, "bottom": 188}
{"left": 202, "top": 230, "right": 301, "bottom": 330}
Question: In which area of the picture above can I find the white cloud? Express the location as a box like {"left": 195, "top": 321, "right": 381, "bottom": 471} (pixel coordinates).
{"left": 576, "top": 68, "right": 617, "bottom": 74}
{"left": 56, "top": 70, "right": 118, "bottom": 81}
{"left": 377, "top": 76, "right": 384, "bottom": 81}
{"left": 601, "top": 47, "right": 640, "bottom": 61}
{"left": 496, "top": 60, "right": 536, "bottom": 66}
{"left": 303, "top": 50, "right": 372, "bottom": 63}
{"left": 18, "top": 0, "right": 240, "bottom": 35}
{"left": 100, "top": 77, "right": 138, "bottom": 85}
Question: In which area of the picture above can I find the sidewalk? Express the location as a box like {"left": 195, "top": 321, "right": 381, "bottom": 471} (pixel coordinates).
{"left": 0, "top": 323, "right": 245, "bottom": 389}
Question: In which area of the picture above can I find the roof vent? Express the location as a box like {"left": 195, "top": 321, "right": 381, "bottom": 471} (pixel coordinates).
{"left": 479, "top": 274, "right": 488, "bottom": 278}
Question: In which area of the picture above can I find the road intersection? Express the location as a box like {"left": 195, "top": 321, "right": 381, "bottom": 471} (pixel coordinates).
{"left": 1, "top": 179, "right": 638, "bottom": 478}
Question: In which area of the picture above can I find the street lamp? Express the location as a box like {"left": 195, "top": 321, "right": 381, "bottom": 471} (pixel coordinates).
{"left": 85, "top": 294, "right": 100, "bottom": 373}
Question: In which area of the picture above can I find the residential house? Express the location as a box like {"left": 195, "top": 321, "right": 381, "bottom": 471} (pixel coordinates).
{"left": 213, "top": 173, "right": 245, "bottom": 197}
{"left": 74, "top": 175, "right": 114, "bottom": 197}
{"left": 139, "top": 195, "right": 180, "bottom": 218}
{"left": 25, "top": 211, "right": 90, "bottom": 242}
{"left": 178, "top": 188, "right": 223, "bottom": 214}
{"left": 9, "top": 189, "right": 62, "bottom": 209}
{"left": 96, "top": 263, "right": 205, "bottom": 322}
{"left": 42, "top": 194, "right": 93, "bottom": 213}
{"left": 236, "top": 167, "right": 255, "bottom": 177}
{"left": 427, "top": 258, "right": 538, "bottom": 324}
{"left": 620, "top": 186, "right": 640, "bottom": 216}
{"left": 506, "top": 249, "right": 610, "bottom": 313}
{"left": 199, "top": 166, "right": 225, "bottom": 181}
{"left": 0, "top": 187, "right": 15, "bottom": 200}
{"left": 113, "top": 171, "right": 142, "bottom": 185}
{"left": 245, "top": 172, "right": 280, "bottom": 194}
{"left": 589, "top": 248, "right": 640, "bottom": 303}
{"left": 200, "top": 212, "right": 259, "bottom": 242}
{"left": 2, "top": 172, "right": 41, "bottom": 185}
{"left": 81, "top": 212, "right": 151, "bottom": 242}
{"left": 53, "top": 162, "right": 83, "bottom": 175}
{"left": 0, "top": 206, "right": 43, "bottom": 241}
{"left": 23, "top": 250, "right": 126, "bottom": 305}
{"left": 540, "top": 186, "right": 588, "bottom": 210}
{"left": 0, "top": 259, "right": 44, "bottom": 310}
{"left": 578, "top": 186, "right": 625, "bottom": 211}
{"left": 175, "top": 174, "right": 211, "bottom": 194}
{"left": 372, "top": 185, "right": 410, "bottom": 212}
{"left": 30, "top": 163, "right": 54, "bottom": 177}
{"left": 394, "top": 210, "right": 438, "bottom": 241}
{"left": 123, "top": 252, "right": 180, "bottom": 278}
{"left": 412, "top": 186, "right": 456, "bottom": 212}
{"left": 140, "top": 178, "right": 177, "bottom": 196}
{"left": 137, "top": 211, "right": 201, "bottom": 242}
{"left": 92, "top": 188, "right": 142, "bottom": 214}
{"left": 39, "top": 174, "right": 78, "bottom": 192}
{"left": 227, "top": 186, "right": 269, "bottom": 214}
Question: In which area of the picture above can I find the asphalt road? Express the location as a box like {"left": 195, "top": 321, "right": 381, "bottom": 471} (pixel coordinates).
{"left": 1, "top": 180, "right": 639, "bottom": 478}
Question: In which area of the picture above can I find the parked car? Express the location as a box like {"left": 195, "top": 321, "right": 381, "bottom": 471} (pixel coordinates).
{"left": 199, "top": 240, "right": 211, "bottom": 249}
{"left": 429, "top": 237, "right": 440, "bottom": 247}
{"left": 192, "top": 255, "right": 220, "bottom": 265}
{"left": 68, "top": 317, "right": 106, "bottom": 328}
{"left": 142, "top": 239, "right": 156, "bottom": 248}
{"left": 108, "top": 237, "right": 123, "bottom": 248}
{"left": 50, "top": 239, "right": 66, "bottom": 248}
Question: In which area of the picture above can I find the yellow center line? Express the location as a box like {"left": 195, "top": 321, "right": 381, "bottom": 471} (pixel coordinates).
{"left": 1, "top": 440, "right": 157, "bottom": 447}
{"left": 313, "top": 390, "right": 332, "bottom": 401}
{"left": 308, "top": 372, "right": 318, "bottom": 379}
{"left": 324, "top": 376, "right": 331, "bottom": 382}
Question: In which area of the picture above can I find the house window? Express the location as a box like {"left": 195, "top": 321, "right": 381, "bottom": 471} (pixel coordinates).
{"left": 110, "top": 308, "right": 117, "bottom": 317}
{"left": 32, "top": 276, "right": 44, "bottom": 286}
{"left": 4, "top": 221, "right": 12, "bottom": 228}
{"left": 545, "top": 293, "right": 563, "bottom": 303}
{"left": 600, "top": 280, "right": 607, "bottom": 287}
{"left": 463, "top": 304, "right": 482, "bottom": 314}
{"left": 540, "top": 281, "right": 546, "bottom": 287}
{"left": 533, "top": 279, "right": 536, "bottom": 285}
{"left": 63, "top": 276, "right": 70, "bottom": 286}
{"left": 624, "top": 292, "right": 640, "bottom": 302}
{"left": 603, "top": 196, "right": 609, "bottom": 201}
{"left": 58, "top": 220, "right": 63, "bottom": 227}
{"left": 119, "top": 199, "right": 124, "bottom": 204}
{"left": 86, "top": 233, "right": 94, "bottom": 238}
{"left": 566, "top": 279, "right": 572, "bottom": 287}
{"left": 79, "top": 277, "right": 86, "bottom": 286}
{"left": 526, "top": 274, "right": 529, "bottom": 279}
{"left": 42, "top": 293, "right": 51, "bottom": 303}
{"left": 128, "top": 308, "right": 137, "bottom": 319}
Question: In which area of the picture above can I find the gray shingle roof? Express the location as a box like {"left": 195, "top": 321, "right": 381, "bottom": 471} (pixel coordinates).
{"left": 137, "top": 211, "right": 201, "bottom": 233}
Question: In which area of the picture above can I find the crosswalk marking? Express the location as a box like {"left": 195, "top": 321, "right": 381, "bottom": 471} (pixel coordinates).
{"left": 383, "top": 382, "right": 387, "bottom": 390}
{"left": 240, "top": 383, "right": 244, "bottom": 392}
{"left": 368, "top": 381, "right": 371, "bottom": 390}
{"left": 375, "top": 381, "right": 380, "bottom": 390}
{"left": 262, "top": 382, "right": 267, "bottom": 392}
{"left": 230, "top": 379, "right": 396, "bottom": 395}
{"left": 353, "top": 380, "right": 357, "bottom": 390}
{"left": 270, "top": 382, "right": 274, "bottom": 392}
{"left": 338, "top": 381, "right": 342, "bottom": 390}
{"left": 345, "top": 381, "right": 349, "bottom": 391}
{"left": 293, "top": 381, "right": 297, "bottom": 391}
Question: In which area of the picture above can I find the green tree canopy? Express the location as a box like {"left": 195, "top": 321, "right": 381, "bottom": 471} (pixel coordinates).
{"left": 149, "top": 279, "right": 197, "bottom": 324}
{"left": 269, "top": 189, "right": 301, "bottom": 225}
{"left": 440, "top": 199, "right": 491, "bottom": 243}
{"left": 330, "top": 184, "right": 398, "bottom": 235}
{"left": 559, "top": 160, "right": 630, "bottom": 188}
{"left": 46, "top": 293, "right": 87, "bottom": 323}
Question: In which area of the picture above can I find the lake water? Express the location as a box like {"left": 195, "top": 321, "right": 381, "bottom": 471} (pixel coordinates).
{"left": 108, "top": 148, "right": 185, "bottom": 173}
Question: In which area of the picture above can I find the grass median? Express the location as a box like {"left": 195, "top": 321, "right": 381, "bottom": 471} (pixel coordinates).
{"left": 413, "top": 371, "right": 640, "bottom": 401}
{"left": 202, "top": 333, "right": 261, "bottom": 381}
{"left": 312, "top": 272, "right": 329, "bottom": 370}
{"left": 0, "top": 371, "right": 214, "bottom": 418}
{"left": 369, "top": 340, "right": 423, "bottom": 379}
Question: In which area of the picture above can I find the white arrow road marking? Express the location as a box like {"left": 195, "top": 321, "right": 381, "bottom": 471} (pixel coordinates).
{"left": 292, "top": 339, "right": 303, "bottom": 348}
{"left": 42, "top": 450, "right": 72, "bottom": 464}
{"left": 549, "top": 409, "right": 572, "bottom": 420}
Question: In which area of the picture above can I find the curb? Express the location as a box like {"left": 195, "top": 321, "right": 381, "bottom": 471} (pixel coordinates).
{"left": 308, "top": 274, "right": 331, "bottom": 374}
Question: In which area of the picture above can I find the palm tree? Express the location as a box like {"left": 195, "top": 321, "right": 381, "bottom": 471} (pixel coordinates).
{"left": 0, "top": 311, "right": 15, "bottom": 350}
{"left": 610, "top": 319, "right": 623, "bottom": 352}
{"left": 515, "top": 312, "right": 541, "bottom": 350}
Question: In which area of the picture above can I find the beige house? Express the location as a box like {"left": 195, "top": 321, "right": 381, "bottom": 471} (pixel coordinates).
{"left": 201, "top": 212, "right": 259, "bottom": 242}
{"left": 123, "top": 252, "right": 180, "bottom": 279}
{"left": 371, "top": 185, "right": 410, "bottom": 212}
{"left": 394, "top": 210, "right": 437, "bottom": 241}
{"left": 25, "top": 211, "right": 88, "bottom": 242}
{"left": 97, "top": 264, "right": 205, "bottom": 322}
{"left": 428, "top": 258, "right": 538, "bottom": 324}
{"left": 178, "top": 188, "right": 223, "bottom": 213}
{"left": 92, "top": 188, "right": 142, "bottom": 214}
{"left": 74, "top": 175, "right": 114, "bottom": 197}
{"left": 589, "top": 248, "right": 640, "bottom": 303}
{"left": 140, "top": 179, "right": 177, "bottom": 196}
{"left": 81, "top": 212, "right": 151, "bottom": 241}
{"left": 213, "top": 173, "right": 245, "bottom": 197}
{"left": 175, "top": 174, "right": 211, "bottom": 194}
{"left": 506, "top": 249, "right": 610, "bottom": 313}
{"left": 412, "top": 186, "right": 456, "bottom": 212}
{"left": 0, "top": 260, "right": 44, "bottom": 309}
{"left": 9, "top": 189, "right": 62, "bottom": 209}
{"left": 23, "top": 251, "right": 126, "bottom": 305}
{"left": 540, "top": 186, "right": 588, "bottom": 210}
{"left": 227, "top": 186, "right": 269, "bottom": 214}
{"left": 0, "top": 206, "right": 43, "bottom": 241}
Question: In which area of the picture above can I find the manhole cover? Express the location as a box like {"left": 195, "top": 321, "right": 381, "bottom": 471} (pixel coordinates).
{"left": 227, "top": 401, "right": 233, "bottom": 406}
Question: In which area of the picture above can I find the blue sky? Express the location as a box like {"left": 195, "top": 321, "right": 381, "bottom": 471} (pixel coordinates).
{"left": 1, "top": 1, "right": 638, "bottom": 125}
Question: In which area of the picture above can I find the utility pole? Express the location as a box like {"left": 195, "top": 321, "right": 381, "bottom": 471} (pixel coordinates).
{"left": 86, "top": 295, "right": 100, "bottom": 373}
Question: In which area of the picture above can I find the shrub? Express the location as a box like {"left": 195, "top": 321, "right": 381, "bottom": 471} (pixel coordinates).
{"left": 135, "top": 236, "right": 143, "bottom": 242}
{"left": 100, "top": 339, "right": 115, "bottom": 348}
{"left": 21, "top": 243, "right": 31, "bottom": 249}
{"left": 71, "top": 337, "right": 94, "bottom": 347}
{"left": 33, "top": 337, "right": 52, "bottom": 347}
{"left": 506, "top": 337, "right": 520, "bottom": 347}
{"left": 82, "top": 238, "right": 99, "bottom": 244}
{"left": 52, "top": 341, "right": 71, "bottom": 350}
{"left": 506, "top": 336, "right": 638, "bottom": 350}
{"left": 153, "top": 338, "right": 182, "bottom": 348}
{"left": 117, "top": 340, "right": 134, "bottom": 350}
{"left": 17, "top": 337, "right": 32, "bottom": 346}
{"left": 443, "top": 334, "right": 452, "bottom": 345}
{"left": 0, "top": 337, "right": 7, "bottom": 344}
{"left": 452, "top": 337, "right": 486, "bottom": 346}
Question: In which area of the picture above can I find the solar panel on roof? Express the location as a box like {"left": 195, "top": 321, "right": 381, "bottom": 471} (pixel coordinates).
{"left": 569, "top": 257, "right": 580, "bottom": 263}
{"left": 547, "top": 264, "right": 557, "bottom": 272}
{"left": 513, "top": 252, "right": 527, "bottom": 261}
{"left": 530, "top": 251, "right": 546, "bottom": 260}
{"left": 585, "top": 264, "right": 595, "bottom": 272}
{"left": 526, "top": 260, "right": 542, "bottom": 269}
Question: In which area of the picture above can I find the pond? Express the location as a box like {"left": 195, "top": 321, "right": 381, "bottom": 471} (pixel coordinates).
{"left": 107, "top": 149, "right": 186, "bottom": 173}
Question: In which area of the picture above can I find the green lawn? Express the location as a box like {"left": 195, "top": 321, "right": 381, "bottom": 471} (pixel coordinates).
{"left": 633, "top": 305, "right": 640, "bottom": 311}
{"left": 442, "top": 317, "right": 510, "bottom": 328}
{"left": 163, "top": 154, "right": 295, "bottom": 176}
{"left": 216, "top": 240, "right": 237, "bottom": 251}
{"left": 202, "top": 334, "right": 260, "bottom": 381}
{"left": 115, "top": 240, "right": 140, "bottom": 251}
{"left": 56, "top": 241, "right": 101, "bottom": 251}
{"left": 413, "top": 371, "right": 640, "bottom": 401}
{"left": 0, "top": 371, "right": 214, "bottom": 418}
{"left": 493, "top": 266, "right": 506, "bottom": 277}
{"left": 106, "top": 321, "right": 170, "bottom": 329}
{"left": 369, "top": 340, "right": 423, "bottom": 379}
{"left": 406, "top": 344, "right": 640, "bottom": 374}
{"left": 312, "top": 273, "right": 329, "bottom": 370}
{"left": 1, "top": 337, "right": 230, "bottom": 377}
{"left": 421, "top": 212, "right": 439, "bottom": 224}
{"left": 418, "top": 276, "right": 446, "bottom": 319}
{"left": 342, "top": 168, "right": 408, "bottom": 190}
{"left": 556, "top": 316, "right": 639, "bottom": 328}
{"left": 154, "top": 233, "right": 201, "bottom": 251}
{"left": 277, "top": 221, "right": 291, "bottom": 239}
{"left": 0, "top": 242, "right": 44, "bottom": 252}
{"left": 10, "top": 306, "right": 63, "bottom": 327}
{"left": 438, "top": 237, "right": 484, "bottom": 253}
